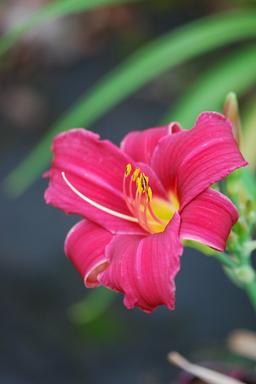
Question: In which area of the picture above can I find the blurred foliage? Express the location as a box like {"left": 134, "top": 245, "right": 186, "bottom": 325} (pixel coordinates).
{"left": 75, "top": 311, "right": 123, "bottom": 344}
{"left": 0, "top": 0, "right": 142, "bottom": 57}
{"left": 164, "top": 46, "right": 256, "bottom": 127}
{"left": 69, "top": 287, "right": 116, "bottom": 324}
{"left": 4, "top": 9, "right": 256, "bottom": 196}
{"left": 70, "top": 288, "right": 122, "bottom": 343}
{"left": 242, "top": 96, "right": 256, "bottom": 170}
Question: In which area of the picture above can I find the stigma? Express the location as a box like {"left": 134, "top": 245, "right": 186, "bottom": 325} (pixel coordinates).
{"left": 61, "top": 171, "right": 139, "bottom": 223}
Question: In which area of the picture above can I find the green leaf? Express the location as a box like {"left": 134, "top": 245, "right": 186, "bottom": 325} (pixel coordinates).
{"left": 241, "top": 169, "right": 256, "bottom": 200}
{"left": 241, "top": 95, "right": 256, "bottom": 170}
{"left": 0, "top": 0, "right": 141, "bottom": 57}
{"left": 68, "top": 287, "right": 116, "bottom": 324}
{"left": 4, "top": 10, "right": 256, "bottom": 196}
{"left": 164, "top": 45, "right": 256, "bottom": 127}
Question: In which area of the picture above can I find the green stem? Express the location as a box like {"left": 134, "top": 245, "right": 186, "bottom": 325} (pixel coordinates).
{"left": 244, "top": 240, "right": 256, "bottom": 256}
{"left": 212, "top": 252, "right": 237, "bottom": 269}
{"left": 245, "top": 279, "right": 256, "bottom": 312}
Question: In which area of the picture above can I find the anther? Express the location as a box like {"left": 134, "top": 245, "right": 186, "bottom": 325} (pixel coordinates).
{"left": 132, "top": 167, "right": 140, "bottom": 181}
{"left": 141, "top": 173, "right": 148, "bottom": 192}
{"left": 136, "top": 176, "right": 143, "bottom": 194}
{"left": 125, "top": 163, "right": 132, "bottom": 177}
{"left": 147, "top": 187, "right": 153, "bottom": 202}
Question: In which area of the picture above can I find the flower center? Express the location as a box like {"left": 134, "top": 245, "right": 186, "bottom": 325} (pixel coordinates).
{"left": 123, "top": 164, "right": 179, "bottom": 233}
{"left": 61, "top": 163, "right": 179, "bottom": 234}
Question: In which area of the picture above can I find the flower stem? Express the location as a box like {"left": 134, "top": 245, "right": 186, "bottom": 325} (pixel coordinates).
{"left": 212, "top": 252, "right": 236, "bottom": 269}
{"left": 245, "top": 279, "right": 256, "bottom": 312}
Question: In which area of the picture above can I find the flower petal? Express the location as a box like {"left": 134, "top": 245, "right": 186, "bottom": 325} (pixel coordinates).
{"left": 180, "top": 188, "right": 238, "bottom": 251}
{"left": 121, "top": 123, "right": 181, "bottom": 164}
{"left": 45, "top": 129, "right": 144, "bottom": 235}
{"left": 64, "top": 220, "right": 113, "bottom": 287}
{"left": 151, "top": 112, "right": 247, "bottom": 209}
{"left": 99, "top": 213, "right": 182, "bottom": 312}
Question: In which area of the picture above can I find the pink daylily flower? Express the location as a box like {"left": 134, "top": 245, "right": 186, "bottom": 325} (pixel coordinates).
{"left": 44, "top": 112, "right": 247, "bottom": 313}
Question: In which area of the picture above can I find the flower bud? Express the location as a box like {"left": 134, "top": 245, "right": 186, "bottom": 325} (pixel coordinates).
{"left": 233, "top": 265, "right": 255, "bottom": 284}
{"left": 224, "top": 92, "right": 241, "bottom": 146}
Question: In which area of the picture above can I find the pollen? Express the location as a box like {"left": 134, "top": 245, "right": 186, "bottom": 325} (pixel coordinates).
{"left": 136, "top": 175, "right": 143, "bottom": 194}
{"left": 125, "top": 163, "right": 132, "bottom": 177}
{"left": 132, "top": 167, "right": 141, "bottom": 181}
{"left": 147, "top": 186, "right": 153, "bottom": 202}
{"left": 141, "top": 173, "right": 148, "bottom": 192}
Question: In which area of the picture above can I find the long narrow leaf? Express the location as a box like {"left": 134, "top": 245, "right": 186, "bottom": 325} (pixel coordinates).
{"left": 164, "top": 46, "right": 256, "bottom": 127}
{"left": 0, "top": 0, "right": 141, "bottom": 56}
{"left": 4, "top": 10, "right": 256, "bottom": 196}
{"left": 241, "top": 96, "right": 256, "bottom": 168}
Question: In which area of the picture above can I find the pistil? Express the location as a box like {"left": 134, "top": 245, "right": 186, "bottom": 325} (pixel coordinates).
{"left": 62, "top": 171, "right": 139, "bottom": 223}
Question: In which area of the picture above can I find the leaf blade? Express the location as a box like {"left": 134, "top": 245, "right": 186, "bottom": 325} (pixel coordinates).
{"left": 164, "top": 45, "right": 256, "bottom": 127}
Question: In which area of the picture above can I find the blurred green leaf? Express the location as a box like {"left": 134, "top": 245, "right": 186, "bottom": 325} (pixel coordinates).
{"left": 0, "top": 0, "right": 141, "bottom": 57}
{"left": 68, "top": 287, "right": 116, "bottom": 324}
{"left": 241, "top": 169, "right": 256, "bottom": 199}
{"left": 76, "top": 311, "right": 123, "bottom": 343}
{"left": 226, "top": 168, "right": 256, "bottom": 206}
{"left": 241, "top": 96, "right": 256, "bottom": 169}
{"left": 164, "top": 46, "right": 256, "bottom": 127}
{"left": 4, "top": 10, "right": 256, "bottom": 196}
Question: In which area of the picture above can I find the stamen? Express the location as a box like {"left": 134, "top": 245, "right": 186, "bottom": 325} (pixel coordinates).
{"left": 129, "top": 174, "right": 135, "bottom": 202}
{"left": 134, "top": 188, "right": 142, "bottom": 219}
{"left": 135, "top": 188, "right": 151, "bottom": 232}
{"left": 146, "top": 198, "right": 165, "bottom": 225}
{"left": 147, "top": 186, "right": 152, "bottom": 202}
{"left": 125, "top": 163, "right": 132, "bottom": 177}
{"left": 132, "top": 167, "right": 140, "bottom": 181}
{"left": 62, "top": 171, "right": 139, "bottom": 223}
{"left": 140, "top": 173, "right": 148, "bottom": 192}
{"left": 136, "top": 175, "right": 143, "bottom": 194}
{"left": 122, "top": 164, "right": 136, "bottom": 215}
{"left": 143, "top": 207, "right": 153, "bottom": 233}
{"left": 122, "top": 163, "right": 176, "bottom": 233}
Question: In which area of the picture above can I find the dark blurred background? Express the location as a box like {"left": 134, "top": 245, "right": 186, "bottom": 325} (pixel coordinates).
{"left": 0, "top": 1, "right": 255, "bottom": 383}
